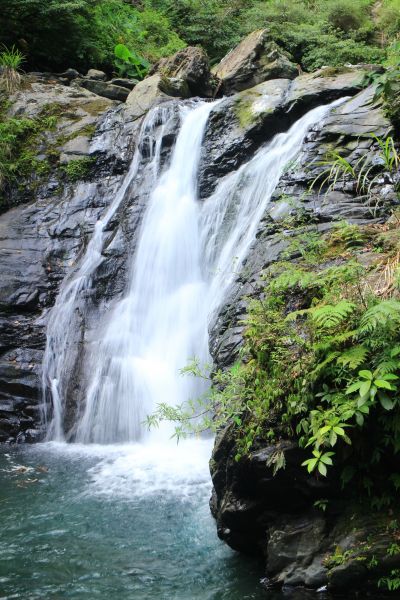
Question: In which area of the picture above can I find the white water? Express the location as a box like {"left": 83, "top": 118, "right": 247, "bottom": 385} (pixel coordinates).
{"left": 43, "top": 97, "right": 345, "bottom": 445}
{"left": 42, "top": 104, "right": 177, "bottom": 441}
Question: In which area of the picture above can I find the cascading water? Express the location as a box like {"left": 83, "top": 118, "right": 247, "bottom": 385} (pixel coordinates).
{"left": 41, "top": 104, "right": 178, "bottom": 441}
{"left": 2, "top": 96, "right": 352, "bottom": 600}
{"left": 75, "top": 102, "right": 214, "bottom": 443}
{"left": 43, "top": 97, "right": 346, "bottom": 444}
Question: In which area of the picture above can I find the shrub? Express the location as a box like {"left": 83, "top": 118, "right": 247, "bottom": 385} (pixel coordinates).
{"left": 0, "top": 45, "right": 25, "bottom": 92}
{"left": 114, "top": 44, "right": 150, "bottom": 80}
{"left": 0, "top": 0, "right": 185, "bottom": 73}
{"left": 376, "top": 0, "right": 400, "bottom": 41}
{"left": 326, "top": 0, "right": 368, "bottom": 33}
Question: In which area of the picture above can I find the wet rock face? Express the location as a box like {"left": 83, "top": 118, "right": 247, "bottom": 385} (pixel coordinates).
{"left": 212, "top": 29, "right": 297, "bottom": 95}
{"left": 0, "top": 79, "right": 144, "bottom": 442}
{"left": 199, "top": 66, "right": 382, "bottom": 199}
{"left": 208, "top": 84, "right": 397, "bottom": 589}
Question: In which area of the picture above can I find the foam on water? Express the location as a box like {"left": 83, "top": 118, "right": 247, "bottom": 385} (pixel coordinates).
{"left": 31, "top": 438, "right": 213, "bottom": 500}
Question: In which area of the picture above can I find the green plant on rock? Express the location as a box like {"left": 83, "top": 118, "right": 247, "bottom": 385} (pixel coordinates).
{"left": 0, "top": 102, "right": 61, "bottom": 199}
{"left": 378, "top": 569, "right": 400, "bottom": 591}
{"left": 0, "top": 45, "right": 25, "bottom": 92}
{"left": 114, "top": 44, "right": 150, "bottom": 80}
{"left": 62, "top": 157, "right": 96, "bottom": 182}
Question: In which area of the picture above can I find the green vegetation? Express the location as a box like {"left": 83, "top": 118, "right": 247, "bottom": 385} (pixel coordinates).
{"left": 0, "top": 0, "right": 184, "bottom": 73}
{"left": 150, "top": 218, "right": 400, "bottom": 502}
{"left": 0, "top": 102, "right": 59, "bottom": 202}
{"left": 114, "top": 44, "right": 150, "bottom": 81}
{"left": 372, "top": 41, "right": 400, "bottom": 135}
{"left": 0, "top": 45, "right": 25, "bottom": 92}
{"left": 0, "top": 0, "right": 398, "bottom": 74}
{"left": 62, "top": 157, "right": 96, "bottom": 181}
{"left": 0, "top": 100, "right": 98, "bottom": 207}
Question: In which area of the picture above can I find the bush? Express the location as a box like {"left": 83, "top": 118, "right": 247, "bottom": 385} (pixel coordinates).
{"left": 145, "top": 0, "right": 244, "bottom": 62}
{"left": 0, "top": 45, "right": 25, "bottom": 92}
{"left": 0, "top": 0, "right": 185, "bottom": 73}
{"left": 376, "top": 0, "right": 400, "bottom": 40}
{"left": 238, "top": 0, "right": 382, "bottom": 71}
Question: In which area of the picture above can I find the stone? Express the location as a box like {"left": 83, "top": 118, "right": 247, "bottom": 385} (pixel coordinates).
{"left": 287, "top": 65, "right": 384, "bottom": 111}
{"left": 86, "top": 68, "right": 107, "bottom": 81}
{"left": 126, "top": 74, "right": 170, "bottom": 119}
{"left": 110, "top": 78, "right": 137, "bottom": 90}
{"left": 77, "top": 79, "right": 129, "bottom": 102}
{"left": 328, "top": 560, "right": 368, "bottom": 591}
{"left": 60, "top": 68, "right": 81, "bottom": 81}
{"left": 198, "top": 69, "right": 385, "bottom": 199}
{"left": 154, "top": 46, "right": 212, "bottom": 97}
{"left": 266, "top": 514, "right": 327, "bottom": 587}
{"left": 59, "top": 136, "right": 91, "bottom": 163}
{"left": 207, "top": 78, "right": 396, "bottom": 592}
{"left": 212, "top": 29, "right": 297, "bottom": 95}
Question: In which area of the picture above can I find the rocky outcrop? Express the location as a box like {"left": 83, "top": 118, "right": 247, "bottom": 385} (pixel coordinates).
{"left": 153, "top": 46, "right": 212, "bottom": 98}
{"left": 199, "top": 66, "right": 383, "bottom": 198}
{"left": 208, "top": 78, "right": 399, "bottom": 591}
{"left": 211, "top": 427, "right": 400, "bottom": 590}
{"left": 0, "top": 77, "right": 146, "bottom": 442}
{"left": 210, "top": 83, "right": 392, "bottom": 370}
{"left": 212, "top": 29, "right": 297, "bottom": 95}
{"left": 77, "top": 78, "right": 130, "bottom": 102}
{"left": 126, "top": 74, "right": 171, "bottom": 119}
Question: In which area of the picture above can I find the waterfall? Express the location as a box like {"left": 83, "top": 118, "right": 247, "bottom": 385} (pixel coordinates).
{"left": 75, "top": 102, "right": 214, "bottom": 443}
{"left": 42, "top": 97, "right": 345, "bottom": 443}
{"left": 41, "top": 104, "right": 178, "bottom": 441}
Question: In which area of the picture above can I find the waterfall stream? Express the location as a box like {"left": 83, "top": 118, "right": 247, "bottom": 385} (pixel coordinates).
{"left": 6, "top": 96, "right": 351, "bottom": 600}
{"left": 43, "top": 98, "right": 344, "bottom": 443}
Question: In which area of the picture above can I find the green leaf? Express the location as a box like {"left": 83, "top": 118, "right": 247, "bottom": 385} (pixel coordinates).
{"left": 320, "top": 454, "right": 333, "bottom": 466}
{"left": 346, "top": 381, "right": 362, "bottom": 394}
{"left": 379, "top": 394, "right": 395, "bottom": 410}
{"left": 358, "top": 394, "right": 369, "bottom": 408}
{"left": 359, "top": 370, "right": 373, "bottom": 380}
{"left": 318, "top": 462, "right": 327, "bottom": 476}
{"left": 359, "top": 380, "right": 371, "bottom": 397}
{"left": 318, "top": 425, "right": 331, "bottom": 435}
{"left": 333, "top": 426, "right": 345, "bottom": 436}
{"left": 355, "top": 412, "right": 364, "bottom": 426}
{"left": 114, "top": 43, "right": 132, "bottom": 62}
{"left": 375, "top": 379, "right": 395, "bottom": 390}
{"left": 381, "top": 373, "right": 399, "bottom": 381}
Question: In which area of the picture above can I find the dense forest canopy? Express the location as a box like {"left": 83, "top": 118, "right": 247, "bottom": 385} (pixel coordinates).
{"left": 0, "top": 0, "right": 399, "bottom": 73}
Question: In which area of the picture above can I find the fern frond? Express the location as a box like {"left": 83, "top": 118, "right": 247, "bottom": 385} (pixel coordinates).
{"left": 359, "top": 300, "right": 400, "bottom": 334}
{"left": 311, "top": 301, "right": 356, "bottom": 330}
{"left": 336, "top": 345, "right": 368, "bottom": 370}
{"left": 312, "top": 352, "right": 341, "bottom": 375}
{"left": 314, "top": 330, "right": 359, "bottom": 353}
{"left": 377, "top": 359, "right": 399, "bottom": 375}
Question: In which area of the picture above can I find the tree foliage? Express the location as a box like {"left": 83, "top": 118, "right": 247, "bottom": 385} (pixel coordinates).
{"left": 0, "top": 0, "right": 398, "bottom": 73}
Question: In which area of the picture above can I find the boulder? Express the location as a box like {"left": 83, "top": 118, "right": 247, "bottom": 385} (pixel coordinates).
{"left": 59, "top": 68, "right": 81, "bottom": 81}
{"left": 86, "top": 68, "right": 107, "bottom": 81}
{"left": 288, "top": 64, "right": 383, "bottom": 110}
{"left": 0, "top": 76, "right": 139, "bottom": 440}
{"left": 153, "top": 46, "right": 212, "bottom": 97}
{"left": 198, "top": 67, "right": 384, "bottom": 198}
{"left": 125, "top": 74, "right": 170, "bottom": 119}
{"left": 77, "top": 79, "right": 129, "bottom": 102}
{"left": 213, "top": 29, "right": 297, "bottom": 95}
{"left": 110, "top": 78, "right": 137, "bottom": 90}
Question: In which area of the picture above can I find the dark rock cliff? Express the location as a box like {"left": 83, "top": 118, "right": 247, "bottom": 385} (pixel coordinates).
{"left": 207, "top": 79, "right": 400, "bottom": 591}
